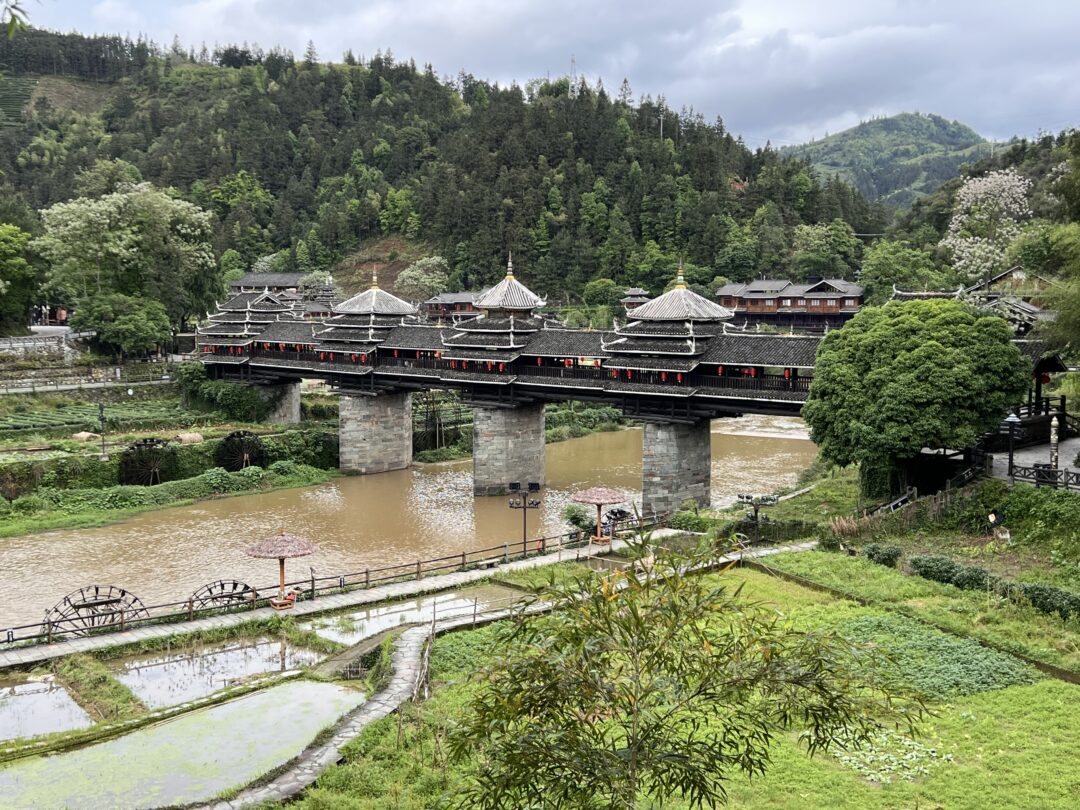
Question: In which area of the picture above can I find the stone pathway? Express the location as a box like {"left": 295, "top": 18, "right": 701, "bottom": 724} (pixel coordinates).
{"left": 197, "top": 539, "right": 816, "bottom": 809}
{"left": 989, "top": 436, "right": 1080, "bottom": 480}
{"left": 0, "top": 531, "right": 686, "bottom": 671}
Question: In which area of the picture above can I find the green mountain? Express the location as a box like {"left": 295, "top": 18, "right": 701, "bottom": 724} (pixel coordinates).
{"left": 783, "top": 112, "right": 991, "bottom": 208}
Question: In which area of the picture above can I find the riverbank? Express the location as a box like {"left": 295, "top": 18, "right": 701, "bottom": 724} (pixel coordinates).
{"left": 0, "top": 462, "right": 338, "bottom": 539}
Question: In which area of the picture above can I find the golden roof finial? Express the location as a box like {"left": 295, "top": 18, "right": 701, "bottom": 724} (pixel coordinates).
{"left": 505, "top": 251, "right": 515, "bottom": 280}
{"left": 371, "top": 265, "right": 379, "bottom": 290}
{"left": 674, "top": 260, "right": 687, "bottom": 290}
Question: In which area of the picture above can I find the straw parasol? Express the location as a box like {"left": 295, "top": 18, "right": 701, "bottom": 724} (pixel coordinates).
{"left": 246, "top": 531, "right": 320, "bottom": 599}
{"left": 571, "top": 487, "right": 629, "bottom": 543}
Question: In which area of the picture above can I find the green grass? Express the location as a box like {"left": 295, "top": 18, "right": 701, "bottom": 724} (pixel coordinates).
{"left": 52, "top": 654, "right": 146, "bottom": 723}
{"left": 764, "top": 551, "right": 1080, "bottom": 673}
{"left": 714, "top": 465, "right": 861, "bottom": 526}
{"left": 293, "top": 565, "right": 1079, "bottom": 809}
{"left": 0, "top": 399, "right": 213, "bottom": 434}
{"left": 492, "top": 561, "right": 598, "bottom": 593}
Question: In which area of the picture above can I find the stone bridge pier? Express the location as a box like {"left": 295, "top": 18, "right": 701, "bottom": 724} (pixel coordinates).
{"left": 472, "top": 403, "right": 546, "bottom": 496}
{"left": 261, "top": 382, "right": 301, "bottom": 424}
{"left": 339, "top": 392, "right": 413, "bottom": 474}
{"left": 642, "top": 419, "right": 712, "bottom": 516}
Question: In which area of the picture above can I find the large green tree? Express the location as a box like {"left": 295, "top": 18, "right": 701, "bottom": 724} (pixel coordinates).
{"left": 0, "top": 223, "right": 34, "bottom": 333}
{"left": 394, "top": 255, "right": 449, "bottom": 301}
{"left": 70, "top": 293, "right": 171, "bottom": 357}
{"left": 32, "top": 184, "right": 219, "bottom": 328}
{"left": 803, "top": 300, "right": 1029, "bottom": 497}
{"left": 859, "top": 240, "right": 957, "bottom": 305}
{"left": 450, "top": 537, "right": 920, "bottom": 809}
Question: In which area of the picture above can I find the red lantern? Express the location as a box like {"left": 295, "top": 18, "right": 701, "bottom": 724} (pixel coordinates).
{"left": 319, "top": 352, "right": 325, "bottom": 360}
{"left": 228, "top": 346, "right": 234, "bottom": 354}
{"left": 627, "top": 370, "right": 633, "bottom": 380}
{"left": 498, "top": 363, "right": 505, "bottom": 372}
{"left": 487, "top": 361, "right": 493, "bottom": 371}
{"left": 536, "top": 357, "right": 542, "bottom": 366}
{"left": 717, "top": 365, "right": 724, "bottom": 375}
{"left": 393, "top": 349, "right": 399, "bottom": 358}
{"left": 450, "top": 360, "right": 457, "bottom": 369}
{"left": 750, "top": 367, "right": 757, "bottom": 378}
{"left": 328, "top": 353, "right": 334, "bottom": 361}
{"left": 295, "top": 344, "right": 301, "bottom": 352}
{"left": 564, "top": 358, "right": 572, "bottom": 368}
{"left": 278, "top": 343, "right": 285, "bottom": 351}
{"left": 351, "top": 354, "right": 357, "bottom": 363}
{"left": 361, "top": 354, "right": 367, "bottom": 363}
{"left": 237, "top": 347, "right": 243, "bottom": 355}
{"left": 783, "top": 368, "right": 791, "bottom": 380}
{"left": 676, "top": 373, "right": 684, "bottom": 383}
{"left": 416, "top": 351, "right": 422, "bottom": 359}
{"left": 1040, "top": 372, "right": 1052, "bottom": 384}
{"left": 611, "top": 369, "right": 619, "bottom": 379}
{"left": 263, "top": 342, "right": 270, "bottom": 350}
{"left": 661, "top": 371, "right": 667, "bottom": 382}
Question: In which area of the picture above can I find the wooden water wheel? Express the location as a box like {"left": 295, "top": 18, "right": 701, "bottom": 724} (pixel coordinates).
{"left": 119, "top": 437, "right": 177, "bottom": 485}
{"left": 215, "top": 430, "right": 267, "bottom": 472}
{"left": 43, "top": 585, "right": 148, "bottom": 637}
{"left": 189, "top": 579, "right": 257, "bottom": 610}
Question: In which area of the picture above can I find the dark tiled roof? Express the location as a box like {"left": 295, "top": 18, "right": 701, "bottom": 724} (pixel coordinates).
{"left": 717, "top": 279, "right": 863, "bottom": 298}
{"left": 474, "top": 266, "right": 545, "bottom": 310}
{"left": 630, "top": 286, "right": 732, "bottom": 321}
{"left": 425, "top": 291, "right": 484, "bottom": 304}
{"left": 439, "top": 349, "right": 520, "bottom": 362}
{"left": 379, "top": 325, "right": 451, "bottom": 351}
{"left": 616, "top": 320, "right": 722, "bottom": 337}
{"left": 198, "top": 323, "right": 254, "bottom": 336}
{"left": 256, "top": 320, "right": 324, "bottom": 343}
{"left": 449, "top": 314, "right": 544, "bottom": 332}
{"left": 197, "top": 336, "right": 253, "bottom": 346}
{"left": 700, "top": 334, "right": 820, "bottom": 368}
{"left": 603, "top": 337, "right": 706, "bottom": 356}
{"left": 316, "top": 327, "right": 384, "bottom": 345}
{"left": 335, "top": 286, "right": 417, "bottom": 316}
{"left": 230, "top": 272, "right": 306, "bottom": 288}
{"left": 443, "top": 332, "right": 526, "bottom": 349}
{"left": 200, "top": 354, "right": 248, "bottom": 364}
{"left": 520, "top": 330, "right": 606, "bottom": 357}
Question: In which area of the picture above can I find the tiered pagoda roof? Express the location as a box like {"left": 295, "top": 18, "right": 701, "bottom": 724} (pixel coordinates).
{"left": 197, "top": 292, "right": 291, "bottom": 340}
{"left": 442, "top": 256, "right": 544, "bottom": 354}
{"left": 601, "top": 269, "right": 732, "bottom": 365}
{"left": 315, "top": 271, "right": 418, "bottom": 351}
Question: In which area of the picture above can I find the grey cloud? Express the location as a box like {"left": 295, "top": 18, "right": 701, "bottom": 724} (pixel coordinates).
{"left": 33, "top": 0, "right": 1080, "bottom": 144}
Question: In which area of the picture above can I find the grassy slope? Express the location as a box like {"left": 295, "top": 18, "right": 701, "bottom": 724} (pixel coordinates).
{"left": 332, "top": 235, "right": 436, "bottom": 297}
{"left": 782, "top": 112, "right": 989, "bottom": 206}
{"left": 295, "top": 567, "right": 1080, "bottom": 810}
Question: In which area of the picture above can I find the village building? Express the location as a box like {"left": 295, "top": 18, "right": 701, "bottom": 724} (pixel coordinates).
{"left": 715, "top": 278, "right": 863, "bottom": 329}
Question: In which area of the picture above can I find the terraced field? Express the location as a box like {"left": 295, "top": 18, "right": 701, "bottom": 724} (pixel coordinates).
{"left": 0, "top": 75, "right": 35, "bottom": 126}
{"left": 0, "top": 401, "right": 210, "bottom": 434}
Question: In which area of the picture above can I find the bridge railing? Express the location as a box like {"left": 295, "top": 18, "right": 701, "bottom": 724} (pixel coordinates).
{"left": 1, "top": 515, "right": 670, "bottom": 650}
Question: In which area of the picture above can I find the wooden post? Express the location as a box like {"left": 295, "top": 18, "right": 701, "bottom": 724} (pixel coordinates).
{"left": 365, "top": 568, "right": 370, "bottom": 588}
{"left": 473, "top": 598, "right": 478, "bottom": 626}
{"left": 461, "top": 551, "right": 467, "bottom": 570}
{"left": 119, "top": 609, "right": 126, "bottom": 632}
{"left": 416, "top": 559, "right": 422, "bottom": 580}
{"left": 503, "top": 542, "right": 508, "bottom": 563}
{"left": 187, "top": 599, "right": 194, "bottom": 621}
{"left": 46, "top": 619, "right": 53, "bottom": 644}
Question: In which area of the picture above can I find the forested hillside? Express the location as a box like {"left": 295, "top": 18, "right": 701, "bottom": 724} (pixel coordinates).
{"left": 783, "top": 113, "right": 990, "bottom": 208}
{"left": 0, "top": 28, "right": 886, "bottom": 320}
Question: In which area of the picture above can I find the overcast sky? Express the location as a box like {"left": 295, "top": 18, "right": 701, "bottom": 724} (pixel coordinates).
{"left": 25, "top": 0, "right": 1080, "bottom": 146}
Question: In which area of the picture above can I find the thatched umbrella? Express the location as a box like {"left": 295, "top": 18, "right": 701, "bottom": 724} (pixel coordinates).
{"left": 246, "top": 531, "right": 320, "bottom": 600}
{"left": 571, "top": 487, "right": 629, "bottom": 543}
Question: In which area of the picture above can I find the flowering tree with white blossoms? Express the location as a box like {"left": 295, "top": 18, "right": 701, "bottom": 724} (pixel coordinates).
{"left": 940, "top": 169, "right": 1033, "bottom": 282}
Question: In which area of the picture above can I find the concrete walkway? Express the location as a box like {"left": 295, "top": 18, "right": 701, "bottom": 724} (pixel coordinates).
{"left": 0, "top": 531, "right": 689, "bottom": 671}
{"left": 197, "top": 539, "right": 817, "bottom": 809}
{"left": 989, "top": 437, "right": 1080, "bottom": 480}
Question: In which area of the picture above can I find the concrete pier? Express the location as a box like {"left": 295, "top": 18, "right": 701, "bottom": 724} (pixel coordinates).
{"left": 642, "top": 419, "right": 712, "bottom": 515}
{"left": 472, "top": 403, "right": 546, "bottom": 496}
{"left": 262, "top": 382, "right": 301, "bottom": 424}
{"left": 339, "top": 392, "right": 413, "bottom": 474}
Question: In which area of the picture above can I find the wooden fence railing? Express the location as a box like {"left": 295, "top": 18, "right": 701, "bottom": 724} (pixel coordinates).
{"left": 1, "top": 515, "right": 669, "bottom": 650}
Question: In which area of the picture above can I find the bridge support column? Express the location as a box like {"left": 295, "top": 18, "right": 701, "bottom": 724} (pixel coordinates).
{"left": 261, "top": 382, "right": 301, "bottom": 424}
{"left": 642, "top": 420, "right": 711, "bottom": 516}
{"left": 472, "top": 404, "right": 545, "bottom": 496}
{"left": 339, "top": 392, "right": 413, "bottom": 474}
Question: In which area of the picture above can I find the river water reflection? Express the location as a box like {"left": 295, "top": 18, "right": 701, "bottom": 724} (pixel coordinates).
{"left": 0, "top": 414, "right": 815, "bottom": 629}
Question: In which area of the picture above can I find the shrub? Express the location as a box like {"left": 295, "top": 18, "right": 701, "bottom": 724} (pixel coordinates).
{"left": 669, "top": 510, "right": 710, "bottom": 533}
{"left": 907, "top": 555, "right": 960, "bottom": 584}
{"left": 561, "top": 503, "right": 594, "bottom": 535}
{"left": 864, "top": 543, "right": 902, "bottom": 568}
{"left": 202, "top": 466, "right": 233, "bottom": 493}
{"left": 268, "top": 459, "right": 299, "bottom": 476}
{"left": 951, "top": 564, "right": 996, "bottom": 591}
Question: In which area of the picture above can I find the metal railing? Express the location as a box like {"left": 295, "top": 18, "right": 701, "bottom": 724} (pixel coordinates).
{"left": 1, "top": 515, "right": 668, "bottom": 650}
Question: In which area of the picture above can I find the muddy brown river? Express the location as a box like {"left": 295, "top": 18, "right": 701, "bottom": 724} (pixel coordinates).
{"left": 0, "top": 415, "right": 815, "bottom": 629}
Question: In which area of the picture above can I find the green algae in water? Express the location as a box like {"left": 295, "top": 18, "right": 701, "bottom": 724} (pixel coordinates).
{"left": 0, "top": 680, "right": 365, "bottom": 809}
